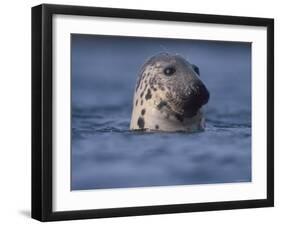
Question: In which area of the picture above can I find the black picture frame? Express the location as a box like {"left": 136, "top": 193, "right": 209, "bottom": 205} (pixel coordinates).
{"left": 31, "top": 3, "right": 274, "bottom": 222}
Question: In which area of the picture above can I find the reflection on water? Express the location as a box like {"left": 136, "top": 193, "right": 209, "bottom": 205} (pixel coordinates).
{"left": 71, "top": 34, "right": 252, "bottom": 190}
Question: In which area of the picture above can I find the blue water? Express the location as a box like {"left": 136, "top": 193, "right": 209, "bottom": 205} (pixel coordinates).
{"left": 71, "top": 34, "right": 252, "bottom": 190}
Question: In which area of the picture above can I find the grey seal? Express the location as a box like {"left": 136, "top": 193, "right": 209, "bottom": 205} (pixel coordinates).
{"left": 130, "top": 53, "right": 209, "bottom": 132}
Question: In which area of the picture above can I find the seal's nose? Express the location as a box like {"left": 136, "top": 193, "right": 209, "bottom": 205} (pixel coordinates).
{"left": 188, "top": 80, "right": 210, "bottom": 107}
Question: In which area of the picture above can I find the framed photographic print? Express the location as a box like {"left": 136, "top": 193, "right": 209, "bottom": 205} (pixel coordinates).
{"left": 31, "top": 4, "right": 274, "bottom": 222}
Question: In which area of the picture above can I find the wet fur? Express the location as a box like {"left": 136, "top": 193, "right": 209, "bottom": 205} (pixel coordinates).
{"left": 130, "top": 53, "right": 208, "bottom": 132}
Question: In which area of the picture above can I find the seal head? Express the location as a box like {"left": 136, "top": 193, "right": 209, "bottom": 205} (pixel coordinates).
{"left": 130, "top": 53, "right": 209, "bottom": 132}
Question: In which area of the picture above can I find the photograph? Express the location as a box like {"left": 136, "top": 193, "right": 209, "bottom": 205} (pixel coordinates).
{"left": 71, "top": 34, "right": 252, "bottom": 190}
{"left": 31, "top": 3, "right": 274, "bottom": 221}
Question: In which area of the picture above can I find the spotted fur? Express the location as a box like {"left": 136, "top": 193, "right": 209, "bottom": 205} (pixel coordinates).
{"left": 130, "top": 53, "right": 209, "bottom": 132}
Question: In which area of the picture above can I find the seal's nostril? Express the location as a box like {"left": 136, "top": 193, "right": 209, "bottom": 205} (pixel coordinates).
{"left": 188, "top": 81, "right": 209, "bottom": 106}
{"left": 198, "top": 83, "right": 209, "bottom": 105}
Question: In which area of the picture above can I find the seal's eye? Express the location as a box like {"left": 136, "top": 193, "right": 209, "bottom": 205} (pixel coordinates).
{"left": 192, "top": 64, "right": 200, "bottom": 76}
{"left": 163, "top": 66, "right": 176, "bottom": 76}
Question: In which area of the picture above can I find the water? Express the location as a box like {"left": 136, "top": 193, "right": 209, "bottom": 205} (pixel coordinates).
{"left": 71, "top": 34, "right": 252, "bottom": 190}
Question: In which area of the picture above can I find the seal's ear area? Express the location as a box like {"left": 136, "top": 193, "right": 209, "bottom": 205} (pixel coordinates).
{"left": 192, "top": 64, "right": 200, "bottom": 76}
